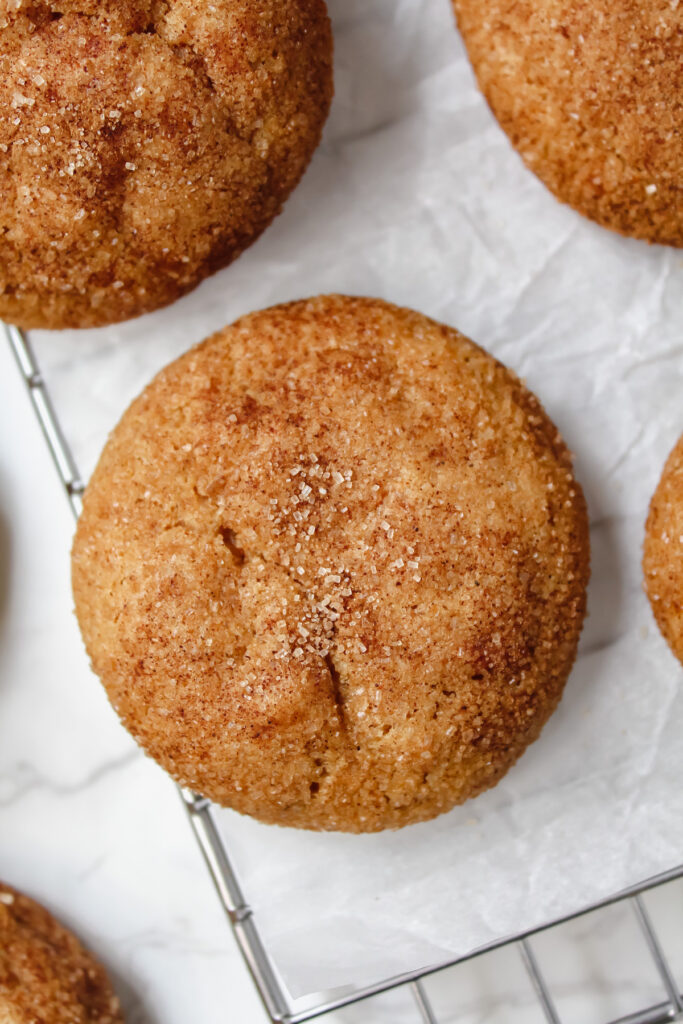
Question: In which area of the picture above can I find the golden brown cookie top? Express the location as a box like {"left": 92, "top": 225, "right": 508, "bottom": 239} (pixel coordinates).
{"left": 72, "top": 295, "right": 590, "bottom": 832}
{"left": 644, "top": 435, "right": 683, "bottom": 665}
{"left": 452, "top": 0, "right": 683, "bottom": 245}
{"left": 0, "top": 883, "right": 123, "bottom": 1024}
{"left": 0, "top": 0, "right": 332, "bottom": 329}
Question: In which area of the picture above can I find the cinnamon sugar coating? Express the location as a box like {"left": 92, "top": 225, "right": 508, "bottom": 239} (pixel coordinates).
{"left": 644, "top": 435, "right": 683, "bottom": 665}
{"left": 0, "top": 882, "right": 123, "bottom": 1024}
{"left": 452, "top": 0, "right": 683, "bottom": 246}
{"left": 72, "top": 296, "right": 590, "bottom": 832}
{"left": 0, "top": 0, "right": 332, "bottom": 329}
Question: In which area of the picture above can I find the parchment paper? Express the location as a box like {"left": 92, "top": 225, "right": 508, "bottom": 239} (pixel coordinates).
{"left": 30, "top": 0, "right": 683, "bottom": 998}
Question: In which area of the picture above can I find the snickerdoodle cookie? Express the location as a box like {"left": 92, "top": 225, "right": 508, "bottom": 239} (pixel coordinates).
{"left": 644, "top": 435, "right": 683, "bottom": 665}
{"left": 72, "top": 295, "right": 590, "bottom": 832}
{"left": 452, "top": 1, "right": 683, "bottom": 245}
{"left": 0, "top": 882, "right": 123, "bottom": 1024}
{"left": 0, "top": 0, "right": 332, "bottom": 330}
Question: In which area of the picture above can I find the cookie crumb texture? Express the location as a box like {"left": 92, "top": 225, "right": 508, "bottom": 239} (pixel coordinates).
{"left": 452, "top": 0, "right": 683, "bottom": 246}
{"left": 0, "top": 0, "right": 332, "bottom": 329}
{"left": 72, "top": 296, "right": 590, "bottom": 832}
{"left": 644, "top": 435, "right": 683, "bottom": 665}
{"left": 0, "top": 882, "right": 123, "bottom": 1024}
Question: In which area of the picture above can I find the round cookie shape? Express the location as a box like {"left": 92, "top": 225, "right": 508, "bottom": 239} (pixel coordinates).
{"left": 72, "top": 295, "right": 590, "bottom": 832}
{"left": 0, "top": 882, "right": 123, "bottom": 1024}
{"left": 0, "top": 0, "right": 332, "bottom": 330}
{"left": 644, "top": 435, "right": 683, "bottom": 665}
{"left": 452, "top": 0, "right": 683, "bottom": 246}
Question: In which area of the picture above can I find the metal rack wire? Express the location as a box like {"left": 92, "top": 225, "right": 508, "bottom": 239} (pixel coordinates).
{"left": 6, "top": 320, "right": 683, "bottom": 1024}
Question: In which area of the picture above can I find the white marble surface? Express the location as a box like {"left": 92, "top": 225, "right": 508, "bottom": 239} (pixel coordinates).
{"left": 2, "top": 0, "right": 683, "bottom": 1021}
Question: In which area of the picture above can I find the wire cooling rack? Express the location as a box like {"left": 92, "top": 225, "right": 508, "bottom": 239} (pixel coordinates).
{"left": 6, "top": 320, "right": 683, "bottom": 1024}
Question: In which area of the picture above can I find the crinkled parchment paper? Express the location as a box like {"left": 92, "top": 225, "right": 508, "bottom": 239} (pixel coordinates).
{"left": 30, "top": 0, "right": 683, "bottom": 998}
